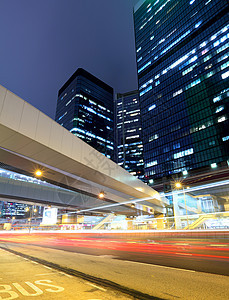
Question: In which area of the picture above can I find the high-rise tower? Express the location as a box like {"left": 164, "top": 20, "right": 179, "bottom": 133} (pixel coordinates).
{"left": 55, "top": 68, "right": 114, "bottom": 160}
{"left": 134, "top": 0, "right": 229, "bottom": 183}
{"left": 116, "top": 91, "right": 145, "bottom": 181}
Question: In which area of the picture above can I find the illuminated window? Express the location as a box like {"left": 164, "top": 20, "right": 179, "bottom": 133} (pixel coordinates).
{"left": 173, "top": 89, "right": 183, "bottom": 97}
{"left": 186, "top": 78, "right": 201, "bottom": 89}
{"left": 206, "top": 71, "right": 214, "bottom": 78}
{"left": 218, "top": 116, "right": 227, "bottom": 123}
{"left": 174, "top": 148, "right": 194, "bottom": 159}
{"left": 222, "top": 71, "right": 229, "bottom": 79}
{"left": 215, "top": 106, "right": 224, "bottom": 113}
{"left": 148, "top": 104, "right": 156, "bottom": 111}
{"left": 221, "top": 61, "right": 229, "bottom": 70}
{"left": 140, "top": 85, "right": 152, "bottom": 96}
{"left": 145, "top": 161, "right": 157, "bottom": 168}
{"left": 195, "top": 21, "right": 202, "bottom": 28}
{"left": 217, "top": 53, "right": 228, "bottom": 63}
{"left": 213, "top": 96, "right": 221, "bottom": 103}
{"left": 222, "top": 136, "right": 229, "bottom": 142}
{"left": 138, "top": 61, "right": 151, "bottom": 73}
{"left": 58, "top": 112, "right": 67, "bottom": 120}
{"left": 149, "top": 134, "right": 159, "bottom": 142}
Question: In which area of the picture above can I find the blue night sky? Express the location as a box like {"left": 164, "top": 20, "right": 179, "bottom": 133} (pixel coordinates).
{"left": 0, "top": 0, "right": 140, "bottom": 119}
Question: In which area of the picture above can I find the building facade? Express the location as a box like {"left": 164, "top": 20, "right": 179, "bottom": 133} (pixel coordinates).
{"left": 55, "top": 68, "right": 114, "bottom": 160}
{"left": 134, "top": 0, "right": 229, "bottom": 183}
{"left": 0, "top": 201, "right": 27, "bottom": 218}
{"left": 116, "top": 91, "right": 145, "bottom": 180}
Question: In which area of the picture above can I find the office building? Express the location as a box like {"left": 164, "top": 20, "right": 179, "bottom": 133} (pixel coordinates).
{"left": 116, "top": 91, "right": 145, "bottom": 180}
{"left": 55, "top": 68, "right": 114, "bottom": 160}
{"left": 134, "top": 0, "right": 229, "bottom": 183}
{"left": 0, "top": 201, "right": 27, "bottom": 218}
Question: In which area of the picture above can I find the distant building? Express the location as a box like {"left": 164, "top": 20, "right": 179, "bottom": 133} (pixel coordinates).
{"left": 55, "top": 68, "right": 115, "bottom": 160}
{"left": 0, "top": 201, "right": 27, "bottom": 218}
{"left": 116, "top": 91, "right": 145, "bottom": 181}
{"left": 134, "top": 0, "right": 229, "bottom": 183}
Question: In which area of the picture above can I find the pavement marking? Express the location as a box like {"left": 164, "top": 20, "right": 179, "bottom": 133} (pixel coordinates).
{"left": 150, "top": 264, "right": 195, "bottom": 272}
{"left": 176, "top": 253, "right": 192, "bottom": 256}
{"left": 174, "top": 243, "right": 189, "bottom": 245}
{"left": 126, "top": 241, "right": 137, "bottom": 243}
{"left": 98, "top": 255, "right": 117, "bottom": 259}
{"left": 86, "top": 282, "right": 107, "bottom": 292}
{"left": 35, "top": 273, "right": 55, "bottom": 276}
{"left": 43, "top": 266, "right": 52, "bottom": 270}
{"left": 58, "top": 272, "right": 73, "bottom": 278}
{"left": 31, "top": 261, "right": 39, "bottom": 264}
{"left": 124, "top": 259, "right": 196, "bottom": 272}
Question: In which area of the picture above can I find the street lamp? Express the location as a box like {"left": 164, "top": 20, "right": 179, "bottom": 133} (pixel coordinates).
{"left": 25, "top": 206, "right": 37, "bottom": 232}
{"left": 35, "top": 170, "right": 42, "bottom": 177}
{"left": 175, "top": 182, "right": 189, "bottom": 229}
{"left": 98, "top": 191, "right": 105, "bottom": 199}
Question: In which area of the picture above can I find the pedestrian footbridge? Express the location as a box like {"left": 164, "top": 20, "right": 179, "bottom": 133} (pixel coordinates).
{"left": 0, "top": 84, "right": 168, "bottom": 214}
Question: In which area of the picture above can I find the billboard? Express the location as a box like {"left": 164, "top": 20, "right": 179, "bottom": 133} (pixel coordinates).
{"left": 41, "top": 208, "right": 58, "bottom": 225}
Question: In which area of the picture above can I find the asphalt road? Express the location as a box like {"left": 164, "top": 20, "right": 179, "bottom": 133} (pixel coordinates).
{"left": 0, "top": 247, "right": 133, "bottom": 300}
{"left": 0, "top": 232, "right": 229, "bottom": 276}
{"left": 1, "top": 242, "right": 229, "bottom": 300}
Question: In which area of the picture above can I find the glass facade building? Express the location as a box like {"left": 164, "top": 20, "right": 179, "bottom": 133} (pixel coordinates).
{"left": 116, "top": 91, "right": 145, "bottom": 180}
{"left": 55, "top": 68, "right": 114, "bottom": 160}
{"left": 134, "top": 0, "right": 229, "bottom": 182}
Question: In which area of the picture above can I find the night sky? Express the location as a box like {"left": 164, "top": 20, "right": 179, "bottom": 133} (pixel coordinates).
{"left": 0, "top": 0, "right": 140, "bottom": 119}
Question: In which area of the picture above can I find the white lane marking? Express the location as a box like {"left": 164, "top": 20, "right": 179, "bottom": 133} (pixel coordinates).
{"left": 31, "top": 261, "right": 39, "bottom": 264}
{"left": 176, "top": 253, "right": 192, "bottom": 256}
{"left": 123, "top": 259, "right": 196, "bottom": 272}
{"left": 98, "top": 255, "right": 117, "bottom": 259}
{"left": 58, "top": 272, "right": 72, "bottom": 278}
{"left": 43, "top": 266, "right": 52, "bottom": 270}
{"left": 174, "top": 243, "right": 189, "bottom": 245}
{"left": 35, "top": 273, "right": 55, "bottom": 276}
{"left": 86, "top": 283, "right": 107, "bottom": 292}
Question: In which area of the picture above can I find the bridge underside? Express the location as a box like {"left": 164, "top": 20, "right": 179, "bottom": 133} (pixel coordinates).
{"left": 0, "top": 173, "right": 143, "bottom": 215}
{"left": 0, "top": 85, "right": 168, "bottom": 215}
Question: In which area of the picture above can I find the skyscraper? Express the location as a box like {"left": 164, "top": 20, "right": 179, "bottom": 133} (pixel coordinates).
{"left": 134, "top": 0, "right": 229, "bottom": 183}
{"left": 116, "top": 91, "right": 145, "bottom": 180}
{"left": 55, "top": 68, "right": 114, "bottom": 160}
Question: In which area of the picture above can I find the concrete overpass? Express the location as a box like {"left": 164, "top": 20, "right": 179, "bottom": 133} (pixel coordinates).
{"left": 0, "top": 84, "right": 168, "bottom": 214}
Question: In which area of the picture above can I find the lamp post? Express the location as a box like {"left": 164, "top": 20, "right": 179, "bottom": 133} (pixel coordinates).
{"left": 25, "top": 206, "right": 37, "bottom": 233}
{"left": 175, "top": 182, "right": 189, "bottom": 229}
